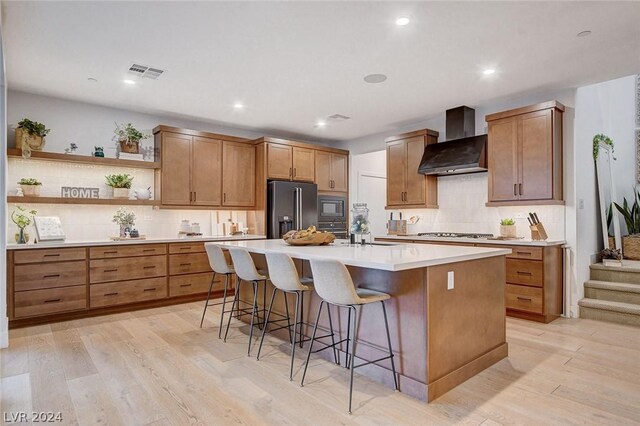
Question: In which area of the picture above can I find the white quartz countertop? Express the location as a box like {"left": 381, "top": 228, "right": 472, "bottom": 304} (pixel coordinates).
{"left": 374, "top": 235, "right": 565, "bottom": 247}
{"left": 212, "top": 239, "right": 511, "bottom": 272}
{"left": 6, "top": 234, "right": 266, "bottom": 250}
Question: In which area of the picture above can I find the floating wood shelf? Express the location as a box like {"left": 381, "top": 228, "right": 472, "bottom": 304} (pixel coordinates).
{"left": 7, "top": 149, "right": 160, "bottom": 169}
{"left": 7, "top": 196, "right": 161, "bottom": 206}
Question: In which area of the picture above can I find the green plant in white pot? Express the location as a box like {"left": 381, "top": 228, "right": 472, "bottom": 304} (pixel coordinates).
{"left": 500, "top": 218, "right": 516, "bottom": 238}
{"left": 18, "top": 177, "right": 42, "bottom": 197}
{"left": 105, "top": 173, "right": 133, "bottom": 198}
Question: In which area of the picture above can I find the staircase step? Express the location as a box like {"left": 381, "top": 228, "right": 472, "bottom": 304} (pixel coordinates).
{"left": 584, "top": 280, "right": 640, "bottom": 304}
{"left": 590, "top": 262, "right": 640, "bottom": 284}
{"left": 578, "top": 298, "right": 640, "bottom": 326}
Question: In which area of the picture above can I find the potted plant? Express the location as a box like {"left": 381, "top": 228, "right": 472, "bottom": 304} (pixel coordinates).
{"left": 112, "top": 207, "right": 136, "bottom": 238}
{"left": 500, "top": 218, "right": 516, "bottom": 238}
{"left": 16, "top": 118, "right": 50, "bottom": 155}
{"left": 11, "top": 206, "right": 37, "bottom": 244}
{"left": 94, "top": 146, "right": 104, "bottom": 157}
{"left": 18, "top": 178, "right": 42, "bottom": 197}
{"left": 105, "top": 173, "right": 134, "bottom": 198}
{"left": 614, "top": 191, "right": 640, "bottom": 260}
{"left": 114, "top": 122, "right": 150, "bottom": 154}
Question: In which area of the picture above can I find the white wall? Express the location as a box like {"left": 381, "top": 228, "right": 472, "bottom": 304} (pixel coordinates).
{"left": 1, "top": 14, "right": 8, "bottom": 348}
{"left": 574, "top": 75, "right": 638, "bottom": 309}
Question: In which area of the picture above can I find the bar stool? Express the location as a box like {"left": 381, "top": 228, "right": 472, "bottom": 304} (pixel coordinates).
{"left": 201, "top": 243, "right": 238, "bottom": 338}
{"left": 256, "top": 252, "right": 339, "bottom": 380}
{"left": 224, "top": 247, "right": 273, "bottom": 356}
{"left": 301, "top": 259, "right": 398, "bottom": 414}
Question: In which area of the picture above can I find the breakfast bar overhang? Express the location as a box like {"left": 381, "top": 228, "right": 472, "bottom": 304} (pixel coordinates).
{"left": 213, "top": 240, "right": 511, "bottom": 402}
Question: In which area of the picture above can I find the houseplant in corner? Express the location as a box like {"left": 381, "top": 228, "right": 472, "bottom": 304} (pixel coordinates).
{"left": 614, "top": 191, "right": 640, "bottom": 260}
{"left": 16, "top": 118, "right": 50, "bottom": 157}
{"left": 499, "top": 218, "right": 516, "bottom": 238}
{"left": 112, "top": 207, "right": 136, "bottom": 238}
{"left": 114, "top": 122, "right": 150, "bottom": 154}
{"left": 105, "top": 173, "right": 134, "bottom": 198}
{"left": 11, "top": 205, "right": 37, "bottom": 244}
{"left": 18, "top": 178, "right": 42, "bottom": 197}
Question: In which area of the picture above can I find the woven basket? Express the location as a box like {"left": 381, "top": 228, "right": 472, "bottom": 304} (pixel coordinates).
{"left": 622, "top": 236, "right": 640, "bottom": 260}
{"left": 119, "top": 139, "right": 140, "bottom": 154}
{"left": 16, "top": 128, "right": 45, "bottom": 151}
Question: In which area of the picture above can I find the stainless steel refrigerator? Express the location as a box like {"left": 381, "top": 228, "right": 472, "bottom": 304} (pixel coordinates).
{"left": 267, "top": 181, "right": 318, "bottom": 239}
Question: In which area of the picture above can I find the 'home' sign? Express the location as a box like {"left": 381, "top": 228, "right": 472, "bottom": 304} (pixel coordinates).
{"left": 61, "top": 186, "right": 100, "bottom": 198}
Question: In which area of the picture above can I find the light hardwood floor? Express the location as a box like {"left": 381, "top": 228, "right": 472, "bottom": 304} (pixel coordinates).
{"left": 2, "top": 301, "right": 640, "bottom": 425}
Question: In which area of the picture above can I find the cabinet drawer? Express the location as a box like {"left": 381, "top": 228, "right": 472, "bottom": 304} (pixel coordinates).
{"left": 90, "top": 256, "right": 166, "bottom": 283}
{"left": 14, "top": 286, "right": 87, "bottom": 318}
{"left": 506, "top": 284, "right": 543, "bottom": 313}
{"left": 14, "top": 261, "right": 86, "bottom": 292}
{"left": 506, "top": 246, "right": 542, "bottom": 260}
{"left": 169, "top": 272, "right": 221, "bottom": 297}
{"left": 90, "top": 244, "right": 166, "bottom": 259}
{"left": 506, "top": 259, "right": 543, "bottom": 287}
{"left": 90, "top": 277, "right": 167, "bottom": 308}
{"left": 169, "top": 242, "right": 206, "bottom": 254}
{"left": 14, "top": 248, "right": 86, "bottom": 264}
{"left": 169, "top": 252, "right": 212, "bottom": 275}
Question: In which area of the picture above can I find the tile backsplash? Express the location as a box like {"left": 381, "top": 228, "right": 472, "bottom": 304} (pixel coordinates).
{"left": 390, "top": 174, "right": 566, "bottom": 240}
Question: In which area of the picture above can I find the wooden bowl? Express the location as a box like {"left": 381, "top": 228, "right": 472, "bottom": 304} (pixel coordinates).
{"left": 283, "top": 232, "right": 336, "bottom": 246}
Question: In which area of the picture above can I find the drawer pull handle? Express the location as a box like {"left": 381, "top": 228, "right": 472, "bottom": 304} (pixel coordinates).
{"left": 104, "top": 268, "right": 118, "bottom": 272}
{"left": 180, "top": 263, "right": 192, "bottom": 267}
{"left": 143, "top": 266, "right": 156, "bottom": 269}
{"left": 105, "top": 292, "right": 119, "bottom": 296}
{"left": 43, "top": 254, "right": 61, "bottom": 257}
{"left": 516, "top": 296, "right": 532, "bottom": 302}
{"left": 516, "top": 271, "right": 532, "bottom": 276}
{"left": 43, "top": 274, "right": 60, "bottom": 278}
{"left": 516, "top": 252, "right": 532, "bottom": 256}
{"left": 104, "top": 251, "right": 118, "bottom": 254}
{"left": 179, "top": 247, "right": 191, "bottom": 250}
{"left": 143, "top": 249, "right": 156, "bottom": 252}
{"left": 44, "top": 298, "right": 62, "bottom": 304}
{"left": 180, "top": 284, "right": 192, "bottom": 287}
{"left": 143, "top": 288, "right": 157, "bottom": 292}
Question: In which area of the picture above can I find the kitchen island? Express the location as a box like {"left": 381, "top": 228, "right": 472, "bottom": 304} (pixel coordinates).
{"left": 213, "top": 239, "right": 511, "bottom": 402}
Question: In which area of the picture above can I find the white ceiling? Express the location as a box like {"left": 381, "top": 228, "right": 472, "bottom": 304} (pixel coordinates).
{"left": 3, "top": 1, "right": 640, "bottom": 142}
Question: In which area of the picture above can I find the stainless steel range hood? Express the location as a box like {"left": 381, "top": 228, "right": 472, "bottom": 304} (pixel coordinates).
{"left": 418, "top": 106, "right": 487, "bottom": 176}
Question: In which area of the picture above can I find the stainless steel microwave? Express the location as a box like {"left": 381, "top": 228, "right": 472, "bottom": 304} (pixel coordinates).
{"left": 318, "top": 195, "right": 347, "bottom": 221}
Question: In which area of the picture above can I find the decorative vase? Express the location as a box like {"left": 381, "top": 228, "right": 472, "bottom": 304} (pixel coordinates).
{"left": 15, "top": 228, "right": 29, "bottom": 244}
{"left": 119, "top": 224, "right": 130, "bottom": 238}
{"left": 112, "top": 187, "right": 130, "bottom": 199}
{"left": 119, "top": 139, "right": 140, "bottom": 154}
{"left": 351, "top": 203, "right": 370, "bottom": 236}
{"left": 20, "top": 184, "right": 41, "bottom": 197}
{"left": 500, "top": 224, "right": 517, "bottom": 238}
{"left": 16, "top": 128, "right": 45, "bottom": 151}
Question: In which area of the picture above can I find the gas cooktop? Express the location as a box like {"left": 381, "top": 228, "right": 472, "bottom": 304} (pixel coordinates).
{"left": 417, "top": 232, "right": 494, "bottom": 239}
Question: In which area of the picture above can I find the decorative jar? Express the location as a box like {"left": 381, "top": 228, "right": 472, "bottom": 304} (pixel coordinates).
{"left": 350, "top": 203, "right": 370, "bottom": 235}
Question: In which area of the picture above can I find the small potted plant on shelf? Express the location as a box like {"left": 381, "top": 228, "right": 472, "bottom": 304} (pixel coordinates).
{"left": 112, "top": 207, "right": 136, "bottom": 238}
{"left": 94, "top": 146, "right": 105, "bottom": 157}
{"left": 16, "top": 118, "right": 50, "bottom": 157}
{"left": 105, "top": 173, "right": 134, "bottom": 198}
{"left": 11, "top": 205, "right": 37, "bottom": 244}
{"left": 614, "top": 192, "right": 640, "bottom": 260}
{"left": 18, "top": 178, "right": 42, "bottom": 197}
{"left": 114, "top": 122, "right": 150, "bottom": 154}
{"left": 500, "top": 218, "right": 516, "bottom": 238}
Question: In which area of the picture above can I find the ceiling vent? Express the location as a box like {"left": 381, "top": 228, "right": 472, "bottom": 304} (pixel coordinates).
{"left": 128, "top": 63, "right": 165, "bottom": 80}
{"left": 327, "top": 114, "right": 351, "bottom": 121}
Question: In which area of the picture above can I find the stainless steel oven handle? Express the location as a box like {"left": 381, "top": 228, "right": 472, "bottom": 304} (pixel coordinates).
{"left": 295, "top": 187, "right": 303, "bottom": 230}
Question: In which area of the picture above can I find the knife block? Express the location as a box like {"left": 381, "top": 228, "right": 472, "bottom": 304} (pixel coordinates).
{"left": 530, "top": 222, "right": 548, "bottom": 241}
{"left": 387, "top": 220, "right": 408, "bottom": 236}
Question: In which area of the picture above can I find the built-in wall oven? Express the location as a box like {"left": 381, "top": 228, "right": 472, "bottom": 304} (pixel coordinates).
{"left": 317, "top": 195, "right": 348, "bottom": 239}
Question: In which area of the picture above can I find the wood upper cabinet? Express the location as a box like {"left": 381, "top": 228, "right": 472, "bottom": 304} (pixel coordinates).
{"left": 486, "top": 101, "right": 564, "bottom": 205}
{"left": 315, "top": 151, "right": 348, "bottom": 192}
{"left": 385, "top": 129, "right": 438, "bottom": 209}
{"left": 222, "top": 141, "right": 256, "bottom": 207}
{"left": 267, "top": 143, "right": 315, "bottom": 182}
{"left": 191, "top": 137, "right": 222, "bottom": 206}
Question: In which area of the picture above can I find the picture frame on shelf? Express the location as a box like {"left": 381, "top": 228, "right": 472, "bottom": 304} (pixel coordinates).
{"left": 34, "top": 216, "right": 66, "bottom": 242}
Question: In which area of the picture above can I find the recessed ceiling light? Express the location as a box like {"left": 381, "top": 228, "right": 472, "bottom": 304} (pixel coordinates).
{"left": 233, "top": 103, "right": 244, "bottom": 109}
{"left": 316, "top": 121, "right": 326, "bottom": 127}
{"left": 577, "top": 30, "right": 592, "bottom": 37}
{"left": 87, "top": 77, "right": 98, "bottom": 83}
{"left": 364, "top": 74, "right": 387, "bottom": 84}
{"left": 483, "top": 69, "right": 496, "bottom": 75}
{"left": 395, "top": 17, "right": 410, "bottom": 26}
{"left": 123, "top": 79, "right": 136, "bottom": 85}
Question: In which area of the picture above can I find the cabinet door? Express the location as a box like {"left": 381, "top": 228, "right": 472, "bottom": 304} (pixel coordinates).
{"left": 292, "top": 147, "right": 315, "bottom": 182}
{"left": 267, "top": 143, "right": 293, "bottom": 180}
{"left": 315, "top": 151, "right": 332, "bottom": 191}
{"left": 191, "top": 137, "right": 222, "bottom": 206}
{"left": 222, "top": 141, "right": 256, "bottom": 207}
{"left": 161, "top": 133, "right": 192, "bottom": 205}
{"left": 404, "top": 136, "right": 426, "bottom": 205}
{"left": 488, "top": 117, "right": 519, "bottom": 202}
{"left": 386, "top": 140, "right": 406, "bottom": 206}
{"left": 519, "top": 110, "right": 553, "bottom": 200}
{"left": 330, "top": 153, "right": 348, "bottom": 192}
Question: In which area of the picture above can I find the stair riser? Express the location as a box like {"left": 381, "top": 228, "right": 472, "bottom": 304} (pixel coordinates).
{"left": 584, "top": 288, "right": 640, "bottom": 304}
{"left": 580, "top": 306, "right": 640, "bottom": 326}
{"left": 590, "top": 269, "right": 640, "bottom": 285}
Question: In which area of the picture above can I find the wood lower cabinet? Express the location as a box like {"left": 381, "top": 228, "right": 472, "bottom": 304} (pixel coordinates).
{"left": 486, "top": 101, "right": 564, "bottom": 206}
{"left": 222, "top": 141, "right": 256, "bottom": 207}
{"left": 385, "top": 129, "right": 439, "bottom": 209}
{"left": 89, "top": 256, "right": 166, "bottom": 284}
{"left": 266, "top": 143, "right": 316, "bottom": 182}
{"left": 90, "top": 277, "right": 168, "bottom": 308}
{"left": 315, "top": 151, "right": 348, "bottom": 192}
{"left": 14, "top": 286, "right": 87, "bottom": 319}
